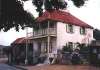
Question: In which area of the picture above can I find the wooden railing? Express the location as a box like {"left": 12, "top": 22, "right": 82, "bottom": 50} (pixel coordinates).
{"left": 33, "top": 28, "right": 56, "bottom": 37}
{"left": 27, "top": 32, "right": 33, "bottom": 37}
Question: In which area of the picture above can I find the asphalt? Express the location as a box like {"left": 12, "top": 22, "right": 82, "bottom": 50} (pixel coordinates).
{"left": 10, "top": 64, "right": 27, "bottom": 70}
{"left": 0, "top": 63, "right": 22, "bottom": 70}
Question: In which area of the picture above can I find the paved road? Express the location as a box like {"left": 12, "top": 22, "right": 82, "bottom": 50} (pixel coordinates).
{"left": 0, "top": 63, "right": 22, "bottom": 70}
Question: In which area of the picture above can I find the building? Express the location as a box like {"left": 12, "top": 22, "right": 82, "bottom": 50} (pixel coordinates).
{"left": 9, "top": 10, "right": 94, "bottom": 64}
{"left": 0, "top": 45, "right": 7, "bottom": 58}
{"left": 9, "top": 37, "right": 33, "bottom": 64}
{"left": 31, "top": 10, "right": 94, "bottom": 62}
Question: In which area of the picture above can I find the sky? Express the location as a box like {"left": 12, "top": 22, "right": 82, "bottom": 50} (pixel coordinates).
{"left": 0, "top": 0, "right": 100, "bottom": 46}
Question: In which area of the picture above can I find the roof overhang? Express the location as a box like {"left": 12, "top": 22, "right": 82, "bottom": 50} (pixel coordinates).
{"left": 36, "top": 10, "right": 93, "bottom": 29}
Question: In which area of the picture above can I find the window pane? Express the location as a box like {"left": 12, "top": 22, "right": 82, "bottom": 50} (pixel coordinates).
{"left": 44, "top": 42, "right": 47, "bottom": 53}
{"left": 66, "top": 24, "right": 73, "bottom": 33}
{"left": 68, "top": 42, "right": 73, "bottom": 50}
{"left": 80, "top": 27, "right": 86, "bottom": 35}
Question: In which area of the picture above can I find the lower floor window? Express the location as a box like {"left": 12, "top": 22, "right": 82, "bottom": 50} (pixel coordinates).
{"left": 44, "top": 42, "right": 48, "bottom": 53}
{"left": 49, "top": 42, "right": 53, "bottom": 53}
{"left": 68, "top": 42, "right": 73, "bottom": 49}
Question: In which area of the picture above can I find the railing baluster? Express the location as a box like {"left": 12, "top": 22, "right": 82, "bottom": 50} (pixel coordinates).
{"left": 33, "top": 28, "right": 56, "bottom": 37}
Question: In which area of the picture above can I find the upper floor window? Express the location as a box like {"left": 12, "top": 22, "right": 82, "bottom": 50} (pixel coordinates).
{"left": 80, "top": 27, "right": 86, "bottom": 35}
{"left": 49, "top": 21, "right": 56, "bottom": 28}
{"left": 66, "top": 24, "right": 74, "bottom": 33}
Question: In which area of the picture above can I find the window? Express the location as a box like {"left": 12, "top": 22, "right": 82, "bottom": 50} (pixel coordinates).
{"left": 44, "top": 42, "right": 52, "bottom": 53}
{"left": 49, "top": 21, "right": 56, "bottom": 28}
{"left": 38, "top": 42, "right": 41, "bottom": 53}
{"left": 66, "top": 24, "right": 73, "bottom": 33}
{"left": 44, "top": 42, "right": 48, "bottom": 53}
{"left": 68, "top": 42, "right": 73, "bottom": 50}
{"left": 49, "top": 42, "right": 53, "bottom": 53}
{"left": 80, "top": 27, "right": 86, "bottom": 35}
{"left": 41, "top": 22, "right": 47, "bottom": 29}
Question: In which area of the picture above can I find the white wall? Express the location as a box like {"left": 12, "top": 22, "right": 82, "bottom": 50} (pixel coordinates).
{"left": 57, "top": 22, "right": 93, "bottom": 49}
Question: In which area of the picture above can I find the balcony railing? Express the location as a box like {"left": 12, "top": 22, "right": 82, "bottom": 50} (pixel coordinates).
{"left": 27, "top": 32, "right": 33, "bottom": 37}
{"left": 33, "top": 28, "right": 56, "bottom": 37}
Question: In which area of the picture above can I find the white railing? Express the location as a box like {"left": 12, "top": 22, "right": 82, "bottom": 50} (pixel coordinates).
{"left": 27, "top": 32, "right": 33, "bottom": 37}
{"left": 33, "top": 28, "right": 56, "bottom": 37}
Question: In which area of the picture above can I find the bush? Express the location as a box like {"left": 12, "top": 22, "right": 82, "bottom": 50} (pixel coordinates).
{"left": 62, "top": 46, "right": 72, "bottom": 53}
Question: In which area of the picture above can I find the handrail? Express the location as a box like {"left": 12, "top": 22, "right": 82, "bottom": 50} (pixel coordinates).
{"left": 33, "top": 28, "right": 56, "bottom": 37}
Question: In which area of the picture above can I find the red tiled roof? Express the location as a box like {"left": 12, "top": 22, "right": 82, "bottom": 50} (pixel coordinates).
{"left": 36, "top": 10, "right": 93, "bottom": 28}
{"left": 12, "top": 37, "right": 32, "bottom": 44}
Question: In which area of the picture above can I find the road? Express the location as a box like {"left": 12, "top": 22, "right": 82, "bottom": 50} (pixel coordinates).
{"left": 0, "top": 57, "right": 26, "bottom": 70}
{"left": 0, "top": 63, "right": 22, "bottom": 70}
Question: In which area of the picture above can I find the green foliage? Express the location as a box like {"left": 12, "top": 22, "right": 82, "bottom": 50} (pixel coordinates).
{"left": 0, "top": 0, "right": 87, "bottom": 31}
{"left": 62, "top": 46, "right": 72, "bottom": 52}
{"left": 32, "top": 0, "right": 87, "bottom": 16}
{"left": 71, "top": 0, "right": 87, "bottom": 7}
{"left": 32, "top": 0, "right": 67, "bottom": 16}
{"left": 44, "top": 0, "right": 67, "bottom": 10}
{"left": 93, "top": 29, "right": 100, "bottom": 40}
{"left": 0, "top": 0, "right": 35, "bottom": 31}
{"left": 32, "top": 0, "right": 43, "bottom": 16}
{"left": 79, "top": 44, "right": 89, "bottom": 54}
{"left": 44, "top": 0, "right": 53, "bottom": 11}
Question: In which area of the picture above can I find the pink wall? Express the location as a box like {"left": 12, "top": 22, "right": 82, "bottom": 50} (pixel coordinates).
{"left": 57, "top": 22, "right": 94, "bottom": 49}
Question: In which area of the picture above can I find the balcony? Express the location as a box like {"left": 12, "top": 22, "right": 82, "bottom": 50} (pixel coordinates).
{"left": 33, "top": 28, "right": 56, "bottom": 38}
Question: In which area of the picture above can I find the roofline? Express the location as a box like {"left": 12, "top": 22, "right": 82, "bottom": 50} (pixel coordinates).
{"left": 36, "top": 18, "right": 94, "bottom": 29}
{"left": 36, "top": 10, "right": 93, "bottom": 29}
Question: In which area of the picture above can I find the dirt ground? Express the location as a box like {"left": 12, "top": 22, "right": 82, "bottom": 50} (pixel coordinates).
{"left": 25, "top": 65, "right": 100, "bottom": 70}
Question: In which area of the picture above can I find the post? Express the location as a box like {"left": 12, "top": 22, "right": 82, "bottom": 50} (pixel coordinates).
{"left": 47, "top": 20, "right": 50, "bottom": 64}
{"left": 25, "top": 27, "right": 28, "bottom": 65}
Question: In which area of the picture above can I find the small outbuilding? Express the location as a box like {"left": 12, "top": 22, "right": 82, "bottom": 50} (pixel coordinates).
{"left": 9, "top": 37, "right": 33, "bottom": 65}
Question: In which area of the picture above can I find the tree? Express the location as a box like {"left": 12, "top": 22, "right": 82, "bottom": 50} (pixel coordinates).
{"left": 0, "top": 0, "right": 87, "bottom": 31}
{"left": 93, "top": 29, "right": 100, "bottom": 40}
{"left": 32, "top": 0, "right": 87, "bottom": 16}
{"left": 0, "top": 0, "right": 34, "bottom": 31}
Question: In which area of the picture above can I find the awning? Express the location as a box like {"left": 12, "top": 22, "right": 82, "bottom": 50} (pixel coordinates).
{"left": 11, "top": 37, "right": 33, "bottom": 44}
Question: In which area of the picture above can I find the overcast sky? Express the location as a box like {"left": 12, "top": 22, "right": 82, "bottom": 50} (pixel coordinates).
{"left": 0, "top": 0, "right": 100, "bottom": 46}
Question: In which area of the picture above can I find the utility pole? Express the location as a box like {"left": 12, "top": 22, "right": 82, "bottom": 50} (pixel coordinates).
{"left": 25, "top": 27, "right": 28, "bottom": 65}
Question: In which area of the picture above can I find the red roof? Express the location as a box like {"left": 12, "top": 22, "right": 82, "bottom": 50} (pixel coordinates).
{"left": 12, "top": 37, "right": 32, "bottom": 44}
{"left": 36, "top": 10, "right": 93, "bottom": 28}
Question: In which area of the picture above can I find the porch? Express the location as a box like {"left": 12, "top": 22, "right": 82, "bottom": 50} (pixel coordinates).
{"left": 33, "top": 37, "right": 57, "bottom": 64}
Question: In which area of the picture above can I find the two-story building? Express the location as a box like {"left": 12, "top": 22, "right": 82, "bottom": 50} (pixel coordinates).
{"left": 32, "top": 10, "right": 93, "bottom": 59}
